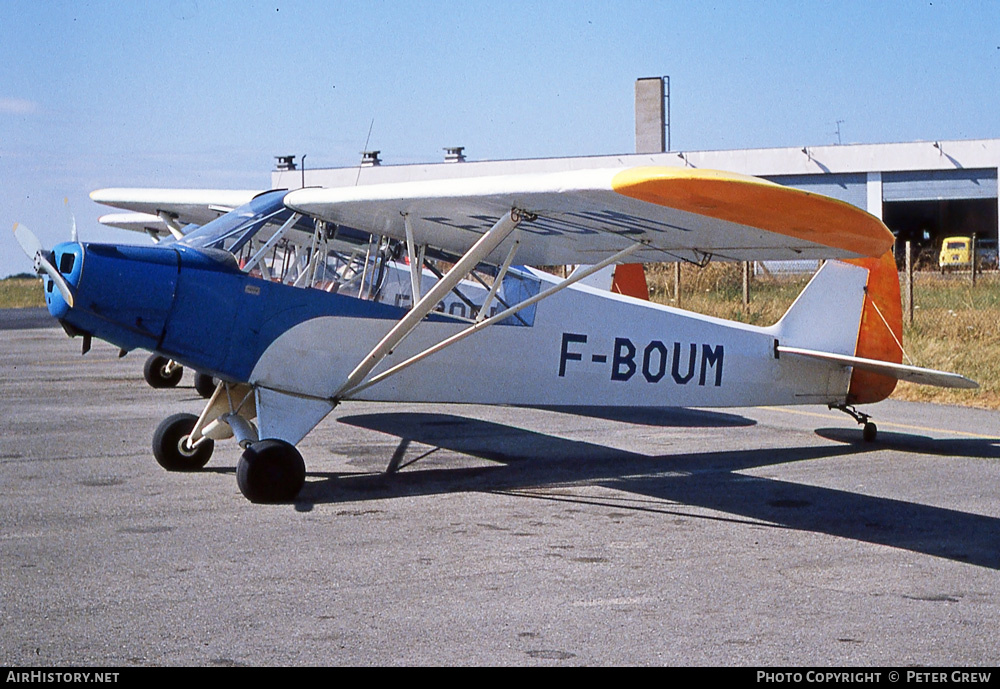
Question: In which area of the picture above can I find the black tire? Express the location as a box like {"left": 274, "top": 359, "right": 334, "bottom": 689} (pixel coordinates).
{"left": 862, "top": 422, "right": 878, "bottom": 443}
{"left": 237, "top": 439, "right": 305, "bottom": 503}
{"left": 193, "top": 372, "right": 217, "bottom": 399}
{"left": 153, "top": 413, "right": 214, "bottom": 471}
{"left": 144, "top": 354, "right": 183, "bottom": 388}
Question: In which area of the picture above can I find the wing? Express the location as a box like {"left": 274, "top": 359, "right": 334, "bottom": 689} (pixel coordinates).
{"left": 90, "top": 188, "right": 262, "bottom": 227}
{"left": 283, "top": 166, "right": 894, "bottom": 266}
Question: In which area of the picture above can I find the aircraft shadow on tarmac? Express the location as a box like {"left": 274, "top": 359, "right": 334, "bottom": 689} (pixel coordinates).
{"left": 529, "top": 405, "right": 757, "bottom": 427}
{"left": 816, "top": 427, "right": 1000, "bottom": 458}
{"left": 288, "top": 410, "right": 1000, "bottom": 571}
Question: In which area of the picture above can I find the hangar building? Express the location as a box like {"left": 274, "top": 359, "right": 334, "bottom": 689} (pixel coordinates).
{"left": 273, "top": 78, "right": 999, "bottom": 265}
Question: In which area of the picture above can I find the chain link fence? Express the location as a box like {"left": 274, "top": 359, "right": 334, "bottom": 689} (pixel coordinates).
{"left": 897, "top": 240, "right": 1000, "bottom": 400}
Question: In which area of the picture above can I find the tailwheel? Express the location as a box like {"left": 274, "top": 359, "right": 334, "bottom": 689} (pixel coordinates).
{"left": 862, "top": 421, "right": 878, "bottom": 443}
{"left": 153, "top": 412, "right": 214, "bottom": 471}
{"left": 829, "top": 403, "right": 878, "bottom": 443}
{"left": 237, "top": 439, "right": 305, "bottom": 503}
{"left": 144, "top": 354, "right": 183, "bottom": 388}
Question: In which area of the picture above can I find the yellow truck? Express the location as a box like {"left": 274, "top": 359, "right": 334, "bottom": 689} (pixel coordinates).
{"left": 939, "top": 236, "right": 972, "bottom": 272}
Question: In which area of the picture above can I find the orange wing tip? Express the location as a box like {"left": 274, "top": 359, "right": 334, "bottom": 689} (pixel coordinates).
{"left": 611, "top": 166, "right": 894, "bottom": 258}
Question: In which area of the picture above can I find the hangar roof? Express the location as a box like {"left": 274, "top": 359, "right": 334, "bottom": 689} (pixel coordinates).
{"left": 273, "top": 138, "right": 1000, "bottom": 191}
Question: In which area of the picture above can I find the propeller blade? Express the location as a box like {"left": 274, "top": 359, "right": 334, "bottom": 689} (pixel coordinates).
{"left": 12, "top": 223, "right": 75, "bottom": 308}
{"left": 36, "top": 257, "right": 75, "bottom": 308}
{"left": 12, "top": 222, "right": 43, "bottom": 259}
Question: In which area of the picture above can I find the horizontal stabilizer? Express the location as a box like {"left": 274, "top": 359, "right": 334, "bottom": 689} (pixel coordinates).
{"left": 777, "top": 346, "right": 978, "bottom": 389}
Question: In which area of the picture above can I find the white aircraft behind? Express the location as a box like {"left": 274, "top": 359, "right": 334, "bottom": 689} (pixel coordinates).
{"left": 16, "top": 165, "right": 976, "bottom": 503}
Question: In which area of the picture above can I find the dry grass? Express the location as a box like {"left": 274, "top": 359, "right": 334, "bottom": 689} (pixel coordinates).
{"left": 0, "top": 277, "right": 45, "bottom": 308}
{"left": 894, "top": 272, "right": 1000, "bottom": 408}
{"left": 647, "top": 262, "right": 810, "bottom": 325}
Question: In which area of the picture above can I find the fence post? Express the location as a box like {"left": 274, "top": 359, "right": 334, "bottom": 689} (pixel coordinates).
{"left": 742, "top": 261, "right": 751, "bottom": 306}
{"left": 972, "top": 232, "right": 978, "bottom": 287}
{"left": 673, "top": 261, "right": 681, "bottom": 307}
{"left": 905, "top": 240, "right": 914, "bottom": 327}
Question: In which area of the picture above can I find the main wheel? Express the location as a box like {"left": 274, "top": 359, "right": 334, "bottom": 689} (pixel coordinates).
{"left": 144, "top": 354, "right": 183, "bottom": 388}
{"left": 153, "top": 413, "right": 214, "bottom": 471}
{"left": 193, "top": 372, "right": 217, "bottom": 399}
{"left": 237, "top": 439, "right": 306, "bottom": 503}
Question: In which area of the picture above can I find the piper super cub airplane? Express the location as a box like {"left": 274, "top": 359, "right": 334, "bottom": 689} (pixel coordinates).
{"left": 15, "top": 166, "right": 977, "bottom": 503}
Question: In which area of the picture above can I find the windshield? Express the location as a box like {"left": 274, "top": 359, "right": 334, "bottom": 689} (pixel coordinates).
{"left": 178, "top": 189, "right": 312, "bottom": 252}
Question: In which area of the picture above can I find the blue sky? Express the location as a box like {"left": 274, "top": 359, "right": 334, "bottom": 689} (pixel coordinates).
{"left": 2, "top": 0, "right": 999, "bottom": 277}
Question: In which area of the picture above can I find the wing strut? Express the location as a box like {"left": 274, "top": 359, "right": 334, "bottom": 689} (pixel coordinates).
{"left": 339, "top": 240, "right": 645, "bottom": 399}
{"left": 476, "top": 237, "right": 520, "bottom": 322}
{"left": 403, "top": 213, "right": 426, "bottom": 303}
{"left": 358, "top": 235, "right": 378, "bottom": 298}
{"left": 243, "top": 213, "right": 300, "bottom": 275}
{"left": 333, "top": 209, "right": 526, "bottom": 399}
{"left": 157, "top": 211, "right": 185, "bottom": 240}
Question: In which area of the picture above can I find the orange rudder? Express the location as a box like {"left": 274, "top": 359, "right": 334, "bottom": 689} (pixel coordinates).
{"left": 611, "top": 263, "right": 649, "bottom": 300}
{"left": 842, "top": 251, "right": 903, "bottom": 404}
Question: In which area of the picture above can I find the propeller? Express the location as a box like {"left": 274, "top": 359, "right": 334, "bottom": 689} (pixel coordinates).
{"left": 13, "top": 222, "right": 75, "bottom": 308}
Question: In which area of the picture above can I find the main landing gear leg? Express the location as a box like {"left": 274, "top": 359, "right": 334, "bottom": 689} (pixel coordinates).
{"left": 829, "top": 403, "right": 878, "bottom": 442}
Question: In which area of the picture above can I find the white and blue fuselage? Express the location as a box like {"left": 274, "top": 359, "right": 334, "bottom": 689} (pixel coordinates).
{"left": 43, "top": 232, "right": 861, "bottom": 420}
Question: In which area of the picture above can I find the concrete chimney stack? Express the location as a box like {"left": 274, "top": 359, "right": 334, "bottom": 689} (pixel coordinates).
{"left": 635, "top": 77, "right": 667, "bottom": 154}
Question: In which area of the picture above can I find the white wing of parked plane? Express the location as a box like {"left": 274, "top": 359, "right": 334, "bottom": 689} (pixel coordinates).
{"left": 283, "top": 166, "right": 895, "bottom": 266}
{"left": 90, "top": 188, "right": 262, "bottom": 228}
{"left": 97, "top": 212, "right": 173, "bottom": 240}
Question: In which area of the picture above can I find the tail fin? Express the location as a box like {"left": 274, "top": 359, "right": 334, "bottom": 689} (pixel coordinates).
{"left": 611, "top": 263, "right": 649, "bottom": 300}
{"left": 773, "top": 257, "right": 872, "bottom": 356}
{"left": 571, "top": 263, "right": 650, "bottom": 300}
